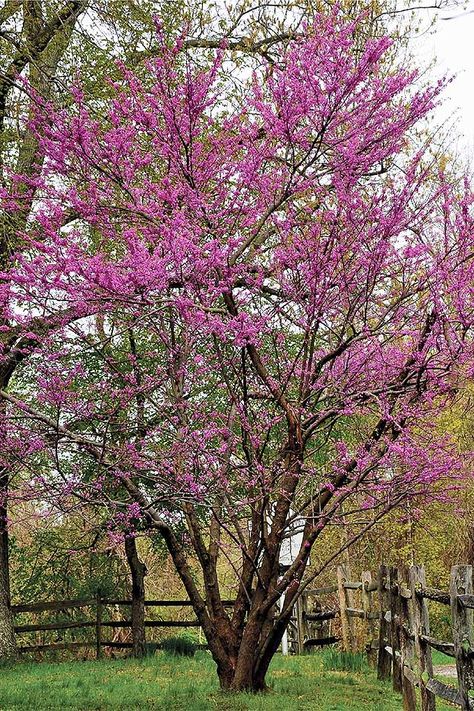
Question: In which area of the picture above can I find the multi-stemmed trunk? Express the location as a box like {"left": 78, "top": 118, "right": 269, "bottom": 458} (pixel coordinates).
{"left": 151, "top": 410, "right": 395, "bottom": 691}
{"left": 199, "top": 554, "right": 307, "bottom": 693}
{"left": 152, "top": 433, "right": 309, "bottom": 693}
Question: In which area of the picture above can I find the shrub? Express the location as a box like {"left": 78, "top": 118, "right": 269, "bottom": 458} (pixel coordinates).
{"left": 144, "top": 642, "right": 160, "bottom": 657}
{"left": 321, "top": 650, "right": 368, "bottom": 673}
{"left": 160, "top": 636, "right": 198, "bottom": 657}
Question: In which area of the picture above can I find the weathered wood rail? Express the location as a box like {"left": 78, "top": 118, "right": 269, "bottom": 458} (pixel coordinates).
{"left": 11, "top": 597, "right": 235, "bottom": 655}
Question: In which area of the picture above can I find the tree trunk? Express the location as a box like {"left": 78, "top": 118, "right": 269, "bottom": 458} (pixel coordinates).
{"left": 0, "top": 470, "right": 16, "bottom": 661}
{"left": 0, "top": 0, "right": 85, "bottom": 665}
{"left": 124, "top": 536, "right": 147, "bottom": 658}
{"left": 217, "top": 609, "right": 290, "bottom": 692}
{"left": 0, "top": 393, "right": 16, "bottom": 661}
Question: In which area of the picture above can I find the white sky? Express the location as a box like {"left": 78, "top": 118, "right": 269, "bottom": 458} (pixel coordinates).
{"left": 414, "top": 3, "right": 474, "bottom": 159}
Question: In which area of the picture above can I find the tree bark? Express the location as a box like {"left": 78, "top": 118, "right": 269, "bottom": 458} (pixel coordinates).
{"left": 124, "top": 536, "right": 147, "bottom": 658}
{"left": 0, "top": 466, "right": 16, "bottom": 661}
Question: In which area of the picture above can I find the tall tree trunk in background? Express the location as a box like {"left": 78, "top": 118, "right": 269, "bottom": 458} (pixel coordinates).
{"left": 124, "top": 536, "right": 147, "bottom": 658}
{"left": 0, "top": 459, "right": 16, "bottom": 661}
{"left": 0, "top": 0, "right": 86, "bottom": 661}
{"left": 465, "top": 521, "right": 474, "bottom": 566}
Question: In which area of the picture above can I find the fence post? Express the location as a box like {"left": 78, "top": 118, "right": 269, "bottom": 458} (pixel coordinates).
{"left": 345, "top": 564, "right": 357, "bottom": 649}
{"left": 96, "top": 590, "right": 103, "bottom": 660}
{"left": 399, "top": 567, "right": 417, "bottom": 711}
{"left": 337, "top": 564, "right": 353, "bottom": 652}
{"left": 409, "top": 565, "right": 435, "bottom": 711}
{"left": 390, "top": 567, "right": 403, "bottom": 693}
{"left": 362, "top": 571, "right": 377, "bottom": 666}
{"left": 296, "top": 594, "right": 307, "bottom": 654}
{"left": 450, "top": 565, "right": 474, "bottom": 711}
{"left": 377, "top": 564, "right": 392, "bottom": 680}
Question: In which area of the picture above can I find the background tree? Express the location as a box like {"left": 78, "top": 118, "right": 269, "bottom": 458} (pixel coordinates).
{"left": 0, "top": 0, "right": 88, "bottom": 660}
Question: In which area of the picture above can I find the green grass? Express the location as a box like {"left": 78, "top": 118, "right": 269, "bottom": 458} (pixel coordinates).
{"left": 321, "top": 650, "right": 369, "bottom": 673}
{"left": 0, "top": 651, "right": 454, "bottom": 710}
{"left": 431, "top": 649, "right": 455, "bottom": 667}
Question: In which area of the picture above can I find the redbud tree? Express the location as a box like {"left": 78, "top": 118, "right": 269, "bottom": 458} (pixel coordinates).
{"left": 2, "top": 11, "right": 474, "bottom": 691}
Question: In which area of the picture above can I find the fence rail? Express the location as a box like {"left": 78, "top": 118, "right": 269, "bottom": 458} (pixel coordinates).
{"left": 11, "top": 597, "right": 229, "bottom": 655}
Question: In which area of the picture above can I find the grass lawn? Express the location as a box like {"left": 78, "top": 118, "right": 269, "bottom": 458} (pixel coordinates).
{"left": 431, "top": 650, "right": 456, "bottom": 667}
{"left": 0, "top": 650, "right": 456, "bottom": 710}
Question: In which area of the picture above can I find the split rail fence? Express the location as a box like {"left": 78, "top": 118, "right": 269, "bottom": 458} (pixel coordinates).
{"left": 11, "top": 564, "right": 474, "bottom": 709}
{"left": 295, "top": 563, "right": 474, "bottom": 710}
{"left": 12, "top": 596, "right": 234, "bottom": 656}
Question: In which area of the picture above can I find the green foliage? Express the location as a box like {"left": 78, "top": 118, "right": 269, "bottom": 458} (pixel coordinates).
{"left": 160, "top": 635, "right": 198, "bottom": 657}
{"left": 144, "top": 642, "right": 160, "bottom": 657}
{"left": 321, "top": 650, "right": 369, "bottom": 673}
{"left": 8, "top": 519, "right": 131, "bottom": 653}
{"left": 9, "top": 523, "right": 128, "bottom": 604}
{"left": 431, "top": 650, "right": 454, "bottom": 667}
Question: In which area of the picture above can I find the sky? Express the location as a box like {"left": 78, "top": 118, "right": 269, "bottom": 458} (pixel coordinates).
{"left": 414, "top": 3, "right": 474, "bottom": 158}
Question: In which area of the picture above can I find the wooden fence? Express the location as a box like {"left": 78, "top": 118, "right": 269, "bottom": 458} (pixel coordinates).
{"left": 295, "top": 563, "right": 474, "bottom": 710}
{"left": 11, "top": 564, "right": 474, "bottom": 709}
{"left": 11, "top": 595, "right": 234, "bottom": 655}
{"left": 287, "top": 567, "right": 379, "bottom": 655}
{"left": 376, "top": 564, "right": 474, "bottom": 711}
